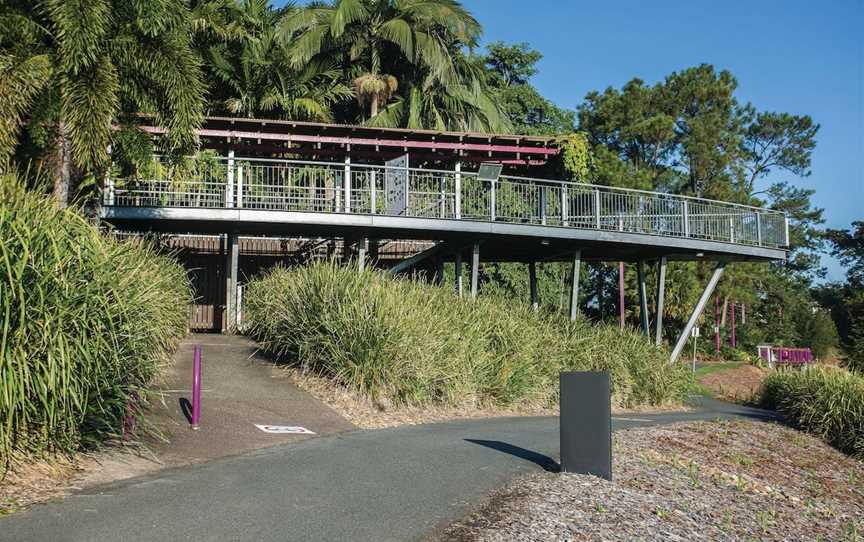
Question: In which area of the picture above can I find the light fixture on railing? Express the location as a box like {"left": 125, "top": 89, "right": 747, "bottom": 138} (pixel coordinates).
{"left": 540, "top": 239, "right": 550, "bottom": 246}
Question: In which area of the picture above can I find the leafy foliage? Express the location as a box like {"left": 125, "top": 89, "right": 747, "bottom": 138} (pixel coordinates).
{"left": 817, "top": 222, "right": 864, "bottom": 372}
{"left": 0, "top": 0, "right": 206, "bottom": 206}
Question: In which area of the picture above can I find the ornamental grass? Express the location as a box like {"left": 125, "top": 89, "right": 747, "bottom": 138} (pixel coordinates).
{"left": 244, "top": 261, "right": 692, "bottom": 409}
{"left": 0, "top": 174, "right": 190, "bottom": 466}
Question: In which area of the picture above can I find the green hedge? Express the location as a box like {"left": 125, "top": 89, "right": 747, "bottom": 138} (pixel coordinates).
{"left": 244, "top": 261, "right": 692, "bottom": 409}
{"left": 759, "top": 367, "right": 864, "bottom": 457}
{"left": 0, "top": 175, "right": 190, "bottom": 464}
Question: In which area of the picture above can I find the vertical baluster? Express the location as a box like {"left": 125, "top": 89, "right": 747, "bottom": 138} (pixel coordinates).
{"left": 683, "top": 200, "right": 690, "bottom": 237}
{"left": 561, "top": 185, "right": 568, "bottom": 226}
{"left": 594, "top": 190, "right": 601, "bottom": 229}
{"left": 455, "top": 162, "right": 462, "bottom": 220}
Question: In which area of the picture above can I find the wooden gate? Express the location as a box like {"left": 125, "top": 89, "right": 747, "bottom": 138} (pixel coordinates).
{"left": 185, "top": 253, "right": 225, "bottom": 332}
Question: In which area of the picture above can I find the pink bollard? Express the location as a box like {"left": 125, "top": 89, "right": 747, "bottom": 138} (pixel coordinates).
{"left": 191, "top": 345, "right": 202, "bottom": 430}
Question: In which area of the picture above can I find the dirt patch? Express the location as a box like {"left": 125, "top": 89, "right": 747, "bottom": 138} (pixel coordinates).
{"left": 440, "top": 420, "right": 864, "bottom": 541}
{"left": 700, "top": 364, "right": 770, "bottom": 402}
{"left": 288, "top": 368, "right": 689, "bottom": 430}
{"left": 1, "top": 448, "right": 162, "bottom": 516}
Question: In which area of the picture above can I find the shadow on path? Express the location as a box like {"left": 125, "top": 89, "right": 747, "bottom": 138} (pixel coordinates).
{"left": 465, "top": 439, "right": 559, "bottom": 472}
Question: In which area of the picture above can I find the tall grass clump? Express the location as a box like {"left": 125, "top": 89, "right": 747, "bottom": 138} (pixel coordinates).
{"left": 244, "top": 261, "right": 692, "bottom": 409}
{"left": 759, "top": 367, "right": 864, "bottom": 458}
{"left": 0, "top": 174, "right": 191, "bottom": 466}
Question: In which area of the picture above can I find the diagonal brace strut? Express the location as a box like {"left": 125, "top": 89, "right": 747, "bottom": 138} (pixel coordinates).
{"left": 669, "top": 262, "right": 726, "bottom": 364}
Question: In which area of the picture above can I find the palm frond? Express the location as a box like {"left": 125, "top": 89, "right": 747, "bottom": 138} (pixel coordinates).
{"left": 44, "top": 0, "right": 111, "bottom": 75}
{"left": 60, "top": 56, "right": 119, "bottom": 170}
{"left": 379, "top": 18, "right": 415, "bottom": 61}
{"left": 330, "top": 0, "right": 367, "bottom": 38}
{"left": 0, "top": 53, "right": 53, "bottom": 162}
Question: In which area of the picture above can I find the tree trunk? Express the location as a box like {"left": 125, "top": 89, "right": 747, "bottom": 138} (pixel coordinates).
{"left": 370, "top": 93, "right": 379, "bottom": 118}
{"left": 49, "top": 122, "right": 73, "bottom": 209}
{"left": 720, "top": 295, "right": 729, "bottom": 328}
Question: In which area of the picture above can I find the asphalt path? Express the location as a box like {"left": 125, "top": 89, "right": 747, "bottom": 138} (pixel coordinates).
{"left": 0, "top": 398, "right": 779, "bottom": 542}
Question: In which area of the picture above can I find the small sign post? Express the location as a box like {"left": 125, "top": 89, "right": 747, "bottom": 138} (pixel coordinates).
{"left": 691, "top": 326, "right": 700, "bottom": 372}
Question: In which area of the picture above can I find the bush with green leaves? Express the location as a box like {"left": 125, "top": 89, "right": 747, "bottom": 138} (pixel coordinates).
{"left": 244, "top": 261, "right": 692, "bottom": 409}
{"left": 759, "top": 367, "right": 864, "bottom": 457}
{"left": 0, "top": 174, "right": 190, "bottom": 465}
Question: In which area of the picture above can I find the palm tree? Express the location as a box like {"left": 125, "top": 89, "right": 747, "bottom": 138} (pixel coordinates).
{"left": 206, "top": 0, "right": 353, "bottom": 121}
{"left": 278, "top": 0, "right": 482, "bottom": 121}
{"left": 0, "top": 0, "right": 206, "bottom": 207}
{"left": 367, "top": 53, "right": 509, "bottom": 132}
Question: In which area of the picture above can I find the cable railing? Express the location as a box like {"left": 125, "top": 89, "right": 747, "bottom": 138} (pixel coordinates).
{"left": 105, "top": 155, "right": 789, "bottom": 249}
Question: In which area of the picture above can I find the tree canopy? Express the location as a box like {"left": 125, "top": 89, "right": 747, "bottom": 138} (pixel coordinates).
{"left": 0, "top": 0, "right": 852, "bottom": 364}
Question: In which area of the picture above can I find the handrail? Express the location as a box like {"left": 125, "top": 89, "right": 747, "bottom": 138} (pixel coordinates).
{"left": 106, "top": 155, "right": 789, "bottom": 249}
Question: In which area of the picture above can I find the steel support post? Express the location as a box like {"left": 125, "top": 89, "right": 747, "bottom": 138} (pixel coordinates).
{"left": 470, "top": 241, "right": 480, "bottom": 299}
{"left": 225, "top": 233, "right": 239, "bottom": 332}
{"left": 569, "top": 250, "right": 582, "bottom": 321}
{"left": 357, "top": 238, "right": 368, "bottom": 273}
{"left": 637, "top": 261, "right": 649, "bottom": 335}
{"left": 433, "top": 256, "right": 444, "bottom": 285}
{"left": 618, "top": 262, "right": 625, "bottom": 329}
{"left": 654, "top": 257, "right": 667, "bottom": 346}
{"left": 714, "top": 296, "right": 721, "bottom": 354}
{"left": 730, "top": 302, "right": 737, "bottom": 348}
{"left": 670, "top": 262, "right": 727, "bottom": 364}
{"left": 529, "top": 261, "right": 538, "bottom": 309}
{"left": 455, "top": 251, "right": 464, "bottom": 297}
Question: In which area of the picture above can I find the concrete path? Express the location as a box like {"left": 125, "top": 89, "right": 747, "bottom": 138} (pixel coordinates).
{"left": 147, "top": 334, "right": 355, "bottom": 464}
{"left": 0, "top": 396, "right": 778, "bottom": 542}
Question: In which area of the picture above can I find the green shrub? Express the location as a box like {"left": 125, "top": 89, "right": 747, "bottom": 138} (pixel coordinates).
{"left": 244, "top": 261, "right": 692, "bottom": 409}
{"left": 759, "top": 367, "right": 864, "bottom": 457}
{"left": 0, "top": 174, "right": 190, "bottom": 464}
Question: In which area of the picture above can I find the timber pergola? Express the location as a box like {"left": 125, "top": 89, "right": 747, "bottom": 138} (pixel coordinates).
{"left": 105, "top": 118, "right": 788, "bottom": 363}
{"left": 137, "top": 116, "right": 558, "bottom": 166}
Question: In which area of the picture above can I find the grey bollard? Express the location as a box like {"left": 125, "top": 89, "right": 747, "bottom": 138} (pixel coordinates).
{"left": 559, "top": 371, "right": 612, "bottom": 480}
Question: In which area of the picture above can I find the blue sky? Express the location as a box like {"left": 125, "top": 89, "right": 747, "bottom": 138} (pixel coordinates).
{"left": 279, "top": 0, "right": 863, "bottom": 280}
{"left": 462, "top": 0, "right": 862, "bottom": 280}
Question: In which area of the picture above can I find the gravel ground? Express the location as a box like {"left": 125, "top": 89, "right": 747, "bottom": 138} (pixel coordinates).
{"left": 440, "top": 421, "right": 863, "bottom": 541}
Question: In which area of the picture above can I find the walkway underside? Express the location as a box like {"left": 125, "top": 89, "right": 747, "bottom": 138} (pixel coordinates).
{"left": 103, "top": 207, "right": 786, "bottom": 263}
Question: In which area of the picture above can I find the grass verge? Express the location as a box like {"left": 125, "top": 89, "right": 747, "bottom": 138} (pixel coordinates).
{"left": 244, "top": 261, "right": 692, "bottom": 410}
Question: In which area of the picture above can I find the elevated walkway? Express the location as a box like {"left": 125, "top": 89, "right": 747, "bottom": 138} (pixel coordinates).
{"left": 102, "top": 156, "right": 788, "bottom": 263}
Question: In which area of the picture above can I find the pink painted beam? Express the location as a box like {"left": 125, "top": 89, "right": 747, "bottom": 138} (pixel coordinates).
{"left": 139, "top": 126, "right": 559, "bottom": 156}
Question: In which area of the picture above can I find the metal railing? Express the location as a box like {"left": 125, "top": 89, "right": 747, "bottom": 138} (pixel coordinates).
{"left": 105, "top": 155, "right": 789, "bottom": 249}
